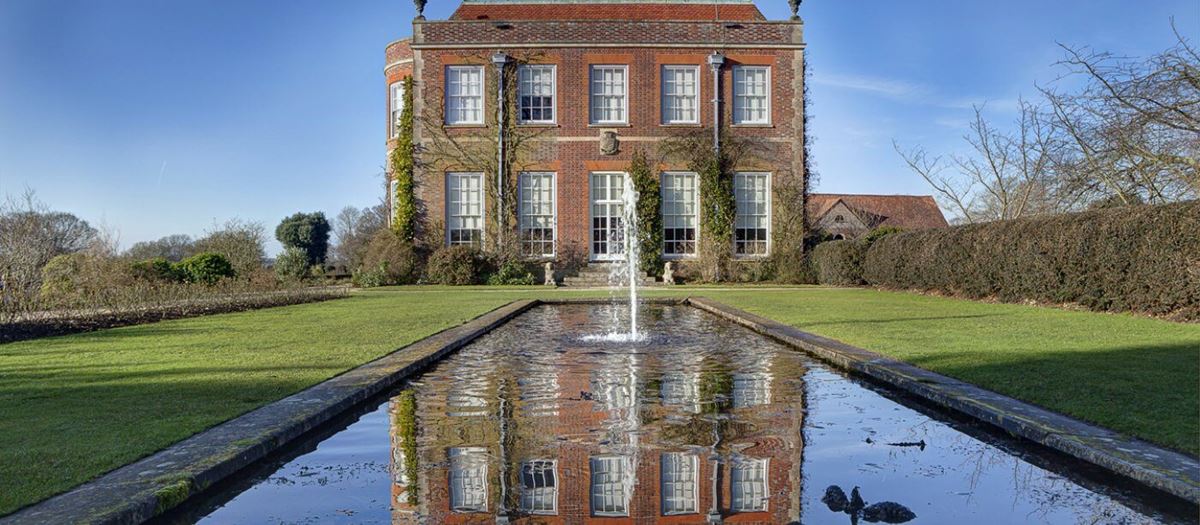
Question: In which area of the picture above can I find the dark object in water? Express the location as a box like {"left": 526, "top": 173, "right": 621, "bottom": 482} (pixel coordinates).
{"left": 862, "top": 501, "right": 917, "bottom": 523}
{"left": 822, "top": 485, "right": 848, "bottom": 512}
{"left": 823, "top": 484, "right": 916, "bottom": 524}
{"left": 886, "top": 439, "right": 926, "bottom": 450}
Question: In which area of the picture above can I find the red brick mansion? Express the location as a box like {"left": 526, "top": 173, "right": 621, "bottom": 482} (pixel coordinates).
{"left": 384, "top": 0, "right": 806, "bottom": 268}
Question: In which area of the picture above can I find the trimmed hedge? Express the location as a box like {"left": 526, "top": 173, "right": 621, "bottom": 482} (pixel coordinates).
{"left": 862, "top": 201, "right": 1200, "bottom": 319}
{"left": 426, "top": 245, "right": 484, "bottom": 285}
{"left": 812, "top": 240, "right": 868, "bottom": 285}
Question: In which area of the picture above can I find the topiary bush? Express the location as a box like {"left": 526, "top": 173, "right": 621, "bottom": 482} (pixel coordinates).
{"left": 175, "top": 253, "right": 235, "bottom": 285}
{"left": 425, "top": 245, "right": 483, "bottom": 285}
{"left": 352, "top": 230, "right": 422, "bottom": 287}
{"left": 862, "top": 201, "right": 1200, "bottom": 319}
{"left": 811, "top": 240, "right": 869, "bottom": 285}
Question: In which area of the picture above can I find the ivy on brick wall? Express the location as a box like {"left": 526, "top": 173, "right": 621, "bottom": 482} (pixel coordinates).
{"left": 629, "top": 149, "right": 662, "bottom": 276}
{"left": 391, "top": 76, "right": 417, "bottom": 241}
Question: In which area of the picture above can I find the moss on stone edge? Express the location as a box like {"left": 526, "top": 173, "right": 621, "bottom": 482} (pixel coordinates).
{"left": 153, "top": 479, "right": 192, "bottom": 515}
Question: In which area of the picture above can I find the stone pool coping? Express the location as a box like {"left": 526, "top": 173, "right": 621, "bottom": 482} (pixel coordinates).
{"left": 5, "top": 296, "right": 1195, "bottom": 524}
{"left": 686, "top": 296, "right": 1200, "bottom": 506}
{"left": 0, "top": 300, "right": 538, "bottom": 525}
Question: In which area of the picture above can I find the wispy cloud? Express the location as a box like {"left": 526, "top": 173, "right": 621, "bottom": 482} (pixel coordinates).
{"left": 814, "top": 72, "right": 1019, "bottom": 112}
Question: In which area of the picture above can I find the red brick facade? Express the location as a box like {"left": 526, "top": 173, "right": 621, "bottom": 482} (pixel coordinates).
{"left": 386, "top": 0, "right": 806, "bottom": 266}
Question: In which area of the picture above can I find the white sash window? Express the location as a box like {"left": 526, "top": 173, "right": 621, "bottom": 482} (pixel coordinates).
{"left": 446, "top": 66, "right": 484, "bottom": 125}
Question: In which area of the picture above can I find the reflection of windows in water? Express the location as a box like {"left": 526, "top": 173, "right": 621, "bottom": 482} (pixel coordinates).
{"left": 519, "top": 370, "right": 560, "bottom": 416}
{"left": 391, "top": 440, "right": 408, "bottom": 485}
{"left": 519, "top": 460, "right": 558, "bottom": 514}
{"left": 590, "top": 456, "right": 631, "bottom": 516}
{"left": 661, "top": 453, "right": 699, "bottom": 514}
{"left": 731, "top": 457, "right": 769, "bottom": 512}
{"left": 660, "top": 372, "right": 700, "bottom": 413}
{"left": 592, "top": 374, "right": 636, "bottom": 411}
{"left": 449, "top": 447, "right": 488, "bottom": 512}
{"left": 732, "top": 373, "right": 771, "bottom": 408}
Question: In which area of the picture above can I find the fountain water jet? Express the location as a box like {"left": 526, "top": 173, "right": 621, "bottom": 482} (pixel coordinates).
{"left": 582, "top": 173, "right": 644, "bottom": 343}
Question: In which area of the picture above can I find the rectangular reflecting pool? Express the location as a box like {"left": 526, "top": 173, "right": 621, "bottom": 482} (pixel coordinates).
{"left": 155, "top": 304, "right": 1195, "bottom": 524}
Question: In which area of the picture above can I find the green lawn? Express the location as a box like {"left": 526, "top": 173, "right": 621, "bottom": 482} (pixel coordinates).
{"left": 1, "top": 286, "right": 1197, "bottom": 515}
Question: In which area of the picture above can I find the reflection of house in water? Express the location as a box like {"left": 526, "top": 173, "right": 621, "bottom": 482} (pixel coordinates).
{"left": 388, "top": 308, "right": 806, "bottom": 524}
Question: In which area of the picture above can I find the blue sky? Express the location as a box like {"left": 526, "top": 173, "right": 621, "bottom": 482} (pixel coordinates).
{"left": 1, "top": 0, "right": 1194, "bottom": 254}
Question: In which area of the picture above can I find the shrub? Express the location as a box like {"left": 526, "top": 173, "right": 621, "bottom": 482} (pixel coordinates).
{"left": 486, "top": 258, "right": 536, "bottom": 286}
{"left": 862, "top": 201, "right": 1200, "bottom": 319}
{"left": 811, "top": 240, "right": 869, "bottom": 285}
{"left": 273, "top": 247, "right": 311, "bottom": 281}
{"left": 129, "top": 257, "right": 183, "bottom": 282}
{"left": 175, "top": 253, "right": 235, "bottom": 285}
{"left": 275, "top": 212, "right": 331, "bottom": 266}
{"left": 426, "top": 245, "right": 482, "bottom": 285}
{"left": 352, "top": 230, "right": 422, "bottom": 287}
{"left": 193, "top": 219, "right": 267, "bottom": 276}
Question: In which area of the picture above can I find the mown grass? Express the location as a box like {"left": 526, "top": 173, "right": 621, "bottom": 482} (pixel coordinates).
{"left": 1, "top": 285, "right": 1196, "bottom": 515}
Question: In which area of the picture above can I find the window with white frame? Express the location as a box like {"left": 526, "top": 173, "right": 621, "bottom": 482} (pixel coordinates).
{"left": 447, "top": 172, "right": 484, "bottom": 247}
{"left": 661, "top": 172, "right": 698, "bottom": 257}
{"left": 734, "top": 172, "right": 770, "bottom": 256}
{"left": 660, "top": 372, "right": 699, "bottom": 413}
{"left": 390, "top": 81, "right": 405, "bottom": 138}
{"left": 519, "top": 172, "right": 556, "bottom": 257}
{"left": 449, "top": 447, "right": 489, "bottom": 512}
{"left": 732, "top": 373, "right": 771, "bottom": 408}
{"left": 661, "top": 453, "right": 699, "bottom": 514}
{"left": 661, "top": 65, "right": 699, "bottom": 124}
{"left": 590, "top": 456, "right": 631, "bottom": 516}
{"left": 590, "top": 65, "right": 628, "bottom": 124}
{"left": 446, "top": 66, "right": 484, "bottom": 125}
{"left": 520, "top": 460, "right": 558, "bottom": 514}
{"left": 518, "top": 65, "right": 555, "bottom": 124}
{"left": 731, "top": 457, "right": 769, "bottom": 512}
{"left": 733, "top": 66, "right": 770, "bottom": 124}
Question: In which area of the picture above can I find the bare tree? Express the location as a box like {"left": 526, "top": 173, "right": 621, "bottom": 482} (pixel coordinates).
{"left": 895, "top": 101, "right": 1060, "bottom": 224}
{"left": 192, "top": 219, "right": 267, "bottom": 276}
{"left": 1041, "top": 26, "right": 1199, "bottom": 206}
{"left": 125, "top": 234, "right": 195, "bottom": 262}
{"left": 0, "top": 190, "right": 98, "bottom": 318}
{"left": 332, "top": 203, "right": 388, "bottom": 270}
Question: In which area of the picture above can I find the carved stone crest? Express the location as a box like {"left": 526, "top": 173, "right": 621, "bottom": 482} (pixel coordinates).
{"left": 600, "top": 130, "right": 619, "bottom": 155}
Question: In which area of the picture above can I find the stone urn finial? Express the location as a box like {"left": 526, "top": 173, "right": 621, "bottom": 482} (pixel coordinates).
{"left": 788, "top": 0, "right": 801, "bottom": 20}
{"left": 414, "top": 0, "right": 427, "bottom": 19}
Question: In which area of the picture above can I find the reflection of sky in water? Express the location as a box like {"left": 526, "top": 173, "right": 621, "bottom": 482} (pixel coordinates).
{"left": 158, "top": 304, "right": 1188, "bottom": 525}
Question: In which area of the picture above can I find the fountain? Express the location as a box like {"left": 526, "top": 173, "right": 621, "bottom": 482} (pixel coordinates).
{"left": 584, "top": 173, "right": 644, "bottom": 343}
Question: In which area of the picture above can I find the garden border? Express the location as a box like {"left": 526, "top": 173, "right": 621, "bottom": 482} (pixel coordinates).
{"left": 687, "top": 296, "right": 1200, "bottom": 505}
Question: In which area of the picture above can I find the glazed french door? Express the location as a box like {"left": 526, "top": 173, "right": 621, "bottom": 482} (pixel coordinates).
{"left": 590, "top": 172, "right": 628, "bottom": 261}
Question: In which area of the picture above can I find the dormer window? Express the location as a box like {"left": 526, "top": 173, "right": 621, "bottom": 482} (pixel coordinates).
{"left": 834, "top": 214, "right": 845, "bottom": 223}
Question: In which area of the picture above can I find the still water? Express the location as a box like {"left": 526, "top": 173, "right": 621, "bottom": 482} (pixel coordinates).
{"left": 158, "top": 304, "right": 1193, "bottom": 524}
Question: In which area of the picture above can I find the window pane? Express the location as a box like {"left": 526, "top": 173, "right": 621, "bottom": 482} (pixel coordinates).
{"left": 590, "top": 456, "right": 631, "bottom": 516}
{"left": 449, "top": 447, "right": 488, "bottom": 512}
{"left": 447, "top": 173, "right": 484, "bottom": 247}
{"left": 734, "top": 173, "right": 770, "bottom": 255}
{"left": 661, "top": 453, "right": 698, "bottom": 514}
{"left": 661, "top": 172, "right": 698, "bottom": 256}
{"left": 519, "top": 172, "right": 556, "bottom": 257}
{"left": 590, "top": 66, "right": 627, "bottom": 123}
{"left": 733, "top": 66, "right": 769, "bottom": 124}
{"left": 519, "top": 460, "right": 558, "bottom": 514}
{"left": 731, "top": 457, "right": 769, "bottom": 512}
{"left": 518, "top": 65, "right": 555, "bottom": 123}
{"left": 662, "top": 66, "right": 698, "bottom": 124}
{"left": 446, "top": 67, "right": 484, "bottom": 125}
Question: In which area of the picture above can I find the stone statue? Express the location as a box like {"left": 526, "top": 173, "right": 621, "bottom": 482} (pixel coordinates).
{"left": 788, "top": 0, "right": 801, "bottom": 20}
{"left": 600, "top": 130, "right": 619, "bottom": 155}
{"left": 414, "top": 0, "right": 427, "bottom": 19}
{"left": 663, "top": 261, "right": 675, "bottom": 285}
{"left": 544, "top": 261, "right": 556, "bottom": 286}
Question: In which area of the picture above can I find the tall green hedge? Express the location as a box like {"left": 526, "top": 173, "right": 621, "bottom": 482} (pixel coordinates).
{"left": 391, "top": 76, "right": 416, "bottom": 241}
{"left": 862, "top": 201, "right": 1200, "bottom": 319}
{"left": 811, "top": 240, "right": 869, "bottom": 285}
{"left": 629, "top": 149, "right": 662, "bottom": 276}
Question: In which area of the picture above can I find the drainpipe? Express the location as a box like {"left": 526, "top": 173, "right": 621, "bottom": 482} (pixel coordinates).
{"left": 707, "top": 51, "right": 725, "bottom": 153}
{"left": 492, "top": 51, "right": 510, "bottom": 244}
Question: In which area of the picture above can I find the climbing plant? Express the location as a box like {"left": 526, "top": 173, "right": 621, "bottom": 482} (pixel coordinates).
{"left": 391, "top": 76, "right": 417, "bottom": 241}
{"left": 628, "top": 149, "right": 662, "bottom": 276}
